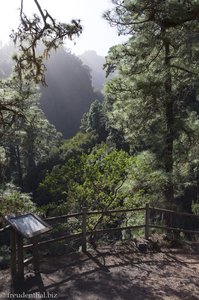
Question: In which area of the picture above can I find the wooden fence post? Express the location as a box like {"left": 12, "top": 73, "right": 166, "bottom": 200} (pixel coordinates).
{"left": 32, "top": 237, "right": 40, "bottom": 274}
{"left": 17, "top": 234, "right": 24, "bottom": 281}
{"left": 82, "top": 208, "right": 87, "bottom": 252}
{"left": 10, "top": 229, "right": 17, "bottom": 281}
{"left": 145, "top": 203, "right": 150, "bottom": 240}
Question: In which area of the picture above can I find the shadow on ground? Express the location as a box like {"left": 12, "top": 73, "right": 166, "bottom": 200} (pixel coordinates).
{"left": 1, "top": 243, "right": 199, "bottom": 299}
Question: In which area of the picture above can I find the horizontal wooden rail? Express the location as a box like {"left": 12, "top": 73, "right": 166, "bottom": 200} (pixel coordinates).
{"left": 150, "top": 224, "right": 199, "bottom": 235}
{"left": 45, "top": 212, "right": 82, "bottom": 222}
{"left": 87, "top": 224, "right": 145, "bottom": 235}
{"left": 23, "top": 232, "right": 82, "bottom": 249}
{"left": 44, "top": 207, "right": 146, "bottom": 221}
{"left": 151, "top": 207, "right": 199, "bottom": 218}
{"left": 4, "top": 203, "right": 199, "bottom": 281}
{"left": 2, "top": 205, "right": 199, "bottom": 253}
{"left": 86, "top": 207, "right": 146, "bottom": 216}
{"left": 23, "top": 225, "right": 145, "bottom": 250}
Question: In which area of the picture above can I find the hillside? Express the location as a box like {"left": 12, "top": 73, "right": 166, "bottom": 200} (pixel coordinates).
{"left": 39, "top": 48, "right": 98, "bottom": 138}
{"left": 0, "top": 44, "right": 103, "bottom": 139}
{"left": 79, "top": 50, "right": 107, "bottom": 91}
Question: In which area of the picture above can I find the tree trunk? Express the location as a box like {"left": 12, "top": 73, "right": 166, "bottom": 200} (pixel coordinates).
{"left": 162, "top": 27, "right": 175, "bottom": 206}
{"left": 14, "top": 145, "right": 24, "bottom": 188}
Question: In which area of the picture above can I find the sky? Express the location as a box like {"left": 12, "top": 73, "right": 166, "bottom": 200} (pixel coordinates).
{"left": 0, "top": 0, "right": 126, "bottom": 56}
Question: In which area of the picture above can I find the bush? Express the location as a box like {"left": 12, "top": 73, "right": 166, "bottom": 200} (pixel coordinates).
{"left": 0, "top": 184, "right": 36, "bottom": 227}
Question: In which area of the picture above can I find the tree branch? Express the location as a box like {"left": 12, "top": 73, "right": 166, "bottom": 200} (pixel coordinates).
{"left": 170, "top": 64, "right": 197, "bottom": 75}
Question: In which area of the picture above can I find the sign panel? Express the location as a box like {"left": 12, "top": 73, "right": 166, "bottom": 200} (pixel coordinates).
{"left": 5, "top": 213, "right": 52, "bottom": 238}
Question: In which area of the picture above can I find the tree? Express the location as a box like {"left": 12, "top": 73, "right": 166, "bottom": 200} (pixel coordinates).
{"left": 81, "top": 100, "right": 108, "bottom": 142}
{"left": 38, "top": 143, "right": 167, "bottom": 244}
{"left": 39, "top": 142, "right": 167, "bottom": 212}
{"left": 0, "top": 82, "right": 62, "bottom": 191}
{"left": 59, "top": 131, "right": 97, "bottom": 160}
{"left": 39, "top": 143, "right": 130, "bottom": 210}
{"left": 0, "top": 77, "right": 32, "bottom": 139}
{"left": 104, "top": 0, "right": 199, "bottom": 206}
{"left": 0, "top": 0, "right": 82, "bottom": 138}
{"left": 0, "top": 184, "right": 36, "bottom": 224}
{"left": 11, "top": 0, "right": 82, "bottom": 85}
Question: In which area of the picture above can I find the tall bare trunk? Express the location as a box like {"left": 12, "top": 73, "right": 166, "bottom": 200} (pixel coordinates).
{"left": 14, "top": 145, "right": 24, "bottom": 188}
{"left": 162, "top": 27, "right": 174, "bottom": 206}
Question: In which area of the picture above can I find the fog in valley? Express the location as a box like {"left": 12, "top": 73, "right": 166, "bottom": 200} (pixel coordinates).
{"left": 0, "top": 42, "right": 107, "bottom": 138}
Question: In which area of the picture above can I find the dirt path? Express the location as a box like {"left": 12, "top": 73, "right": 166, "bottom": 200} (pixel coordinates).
{"left": 0, "top": 243, "right": 199, "bottom": 299}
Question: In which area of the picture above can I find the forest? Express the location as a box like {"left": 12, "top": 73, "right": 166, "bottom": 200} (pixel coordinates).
{"left": 0, "top": 0, "right": 199, "bottom": 263}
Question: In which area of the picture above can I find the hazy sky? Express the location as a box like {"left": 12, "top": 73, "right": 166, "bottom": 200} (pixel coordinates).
{"left": 0, "top": 0, "right": 125, "bottom": 56}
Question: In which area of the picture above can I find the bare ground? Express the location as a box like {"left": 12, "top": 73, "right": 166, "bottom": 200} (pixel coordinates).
{"left": 0, "top": 242, "right": 199, "bottom": 300}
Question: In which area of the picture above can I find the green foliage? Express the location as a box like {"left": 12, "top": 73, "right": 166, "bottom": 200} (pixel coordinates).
{"left": 81, "top": 100, "right": 108, "bottom": 142}
{"left": 104, "top": 0, "right": 199, "bottom": 207}
{"left": 0, "top": 77, "right": 33, "bottom": 139}
{"left": 192, "top": 202, "right": 199, "bottom": 215}
{"left": 60, "top": 131, "right": 96, "bottom": 160}
{"left": 0, "top": 184, "right": 36, "bottom": 221}
{"left": 39, "top": 143, "right": 130, "bottom": 212}
{"left": 73, "top": 143, "right": 129, "bottom": 210}
{"left": 38, "top": 158, "right": 80, "bottom": 206}
{"left": 39, "top": 144, "right": 168, "bottom": 216}
{"left": 1, "top": 0, "right": 199, "bottom": 249}
{"left": 121, "top": 151, "right": 168, "bottom": 207}
{"left": 0, "top": 77, "right": 62, "bottom": 190}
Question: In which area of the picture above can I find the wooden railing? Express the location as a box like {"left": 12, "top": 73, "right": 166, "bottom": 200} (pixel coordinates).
{"left": 1, "top": 204, "right": 199, "bottom": 253}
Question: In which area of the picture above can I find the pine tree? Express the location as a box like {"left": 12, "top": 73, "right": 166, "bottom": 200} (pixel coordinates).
{"left": 104, "top": 0, "right": 199, "bottom": 205}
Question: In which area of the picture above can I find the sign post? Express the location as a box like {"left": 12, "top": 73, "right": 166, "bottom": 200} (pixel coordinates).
{"left": 5, "top": 213, "right": 52, "bottom": 283}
